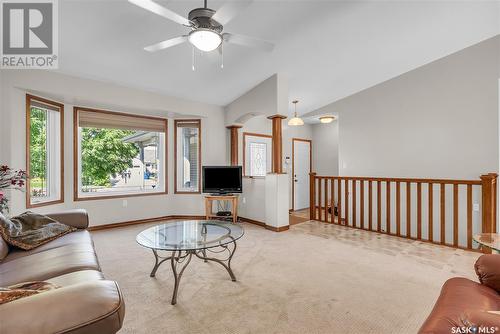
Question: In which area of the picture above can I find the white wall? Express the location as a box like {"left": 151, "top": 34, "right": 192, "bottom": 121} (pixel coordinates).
{"left": 0, "top": 70, "right": 226, "bottom": 226}
{"left": 311, "top": 116, "right": 339, "bottom": 176}
{"left": 308, "top": 35, "right": 500, "bottom": 180}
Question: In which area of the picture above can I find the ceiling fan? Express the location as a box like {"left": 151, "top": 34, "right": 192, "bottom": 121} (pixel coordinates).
{"left": 129, "top": 0, "right": 274, "bottom": 56}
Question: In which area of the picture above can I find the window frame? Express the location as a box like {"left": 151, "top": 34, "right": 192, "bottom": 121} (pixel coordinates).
{"left": 242, "top": 132, "right": 273, "bottom": 178}
{"left": 25, "top": 94, "right": 65, "bottom": 208}
{"left": 73, "top": 106, "right": 168, "bottom": 201}
{"left": 174, "top": 119, "right": 202, "bottom": 194}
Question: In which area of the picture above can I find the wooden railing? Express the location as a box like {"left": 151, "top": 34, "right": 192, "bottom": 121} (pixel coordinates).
{"left": 309, "top": 173, "right": 498, "bottom": 252}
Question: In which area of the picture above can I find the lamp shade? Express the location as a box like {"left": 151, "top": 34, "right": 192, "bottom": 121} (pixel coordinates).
{"left": 288, "top": 116, "right": 304, "bottom": 126}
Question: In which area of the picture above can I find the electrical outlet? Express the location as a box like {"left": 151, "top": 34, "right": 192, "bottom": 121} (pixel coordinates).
{"left": 242, "top": 197, "right": 246, "bottom": 204}
{"left": 122, "top": 199, "right": 128, "bottom": 208}
{"left": 473, "top": 203, "right": 479, "bottom": 212}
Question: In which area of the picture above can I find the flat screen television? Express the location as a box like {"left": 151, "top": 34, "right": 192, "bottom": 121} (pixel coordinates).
{"left": 202, "top": 166, "right": 242, "bottom": 194}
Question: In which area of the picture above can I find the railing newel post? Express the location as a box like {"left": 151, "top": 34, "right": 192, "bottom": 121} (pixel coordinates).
{"left": 310, "top": 172, "right": 317, "bottom": 220}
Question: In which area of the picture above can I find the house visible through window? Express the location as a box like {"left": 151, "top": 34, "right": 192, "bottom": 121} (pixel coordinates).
{"left": 243, "top": 132, "right": 272, "bottom": 177}
{"left": 26, "top": 95, "right": 64, "bottom": 207}
{"left": 175, "top": 120, "right": 201, "bottom": 193}
{"left": 74, "top": 107, "right": 167, "bottom": 199}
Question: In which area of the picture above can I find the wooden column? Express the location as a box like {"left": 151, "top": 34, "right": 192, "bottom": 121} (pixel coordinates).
{"left": 226, "top": 125, "right": 242, "bottom": 166}
{"left": 267, "top": 114, "right": 287, "bottom": 173}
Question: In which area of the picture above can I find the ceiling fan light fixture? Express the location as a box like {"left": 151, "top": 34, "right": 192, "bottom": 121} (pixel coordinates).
{"left": 188, "top": 29, "right": 222, "bottom": 52}
{"left": 319, "top": 116, "right": 336, "bottom": 124}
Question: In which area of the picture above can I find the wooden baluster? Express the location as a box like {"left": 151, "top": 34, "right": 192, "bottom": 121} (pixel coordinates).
{"left": 309, "top": 173, "right": 316, "bottom": 220}
{"left": 368, "top": 181, "right": 373, "bottom": 230}
{"left": 360, "top": 180, "right": 365, "bottom": 229}
{"left": 318, "top": 178, "right": 322, "bottom": 221}
{"left": 406, "top": 182, "right": 411, "bottom": 238}
{"left": 377, "top": 181, "right": 381, "bottom": 232}
{"left": 330, "top": 178, "right": 335, "bottom": 224}
{"left": 352, "top": 180, "right": 357, "bottom": 227}
{"left": 345, "top": 179, "right": 349, "bottom": 226}
{"left": 467, "top": 184, "right": 472, "bottom": 249}
{"left": 428, "top": 183, "right": 433, "bottom": 242}
{"left": 386, "top": 181, "right": 391, "bottom": 234}
{"left": 396, "top": 182, "right": 401, "bottom": 236}
{"left": 453, "top": 184, "right": 459, "bottom": 247}
{"left": 324, "top": 178, "right": 328, "bottom": 222}
{"left": 417, "top": 183, "right": 422, "bottom": 240}
{"left": 440, "top": 184, "right": 445, "bottom": 244}
{"left": 337, "top": 179, "right": 342, "bottom": 225}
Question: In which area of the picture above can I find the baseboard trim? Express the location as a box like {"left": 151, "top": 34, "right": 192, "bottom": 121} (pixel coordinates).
{"left": 89, "top": 214, "right": 290, "bottom": 233}
{"left": 238, "top": 216, "right": 266, "bottom": 227}
{"left": 88, "top": 215, "right": 205, "bottom": 231}
{"left": 265, "top": 225, "right": 290, "bottom": 232}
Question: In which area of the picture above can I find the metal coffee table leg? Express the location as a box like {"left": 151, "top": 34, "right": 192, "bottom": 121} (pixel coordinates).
{"left": 150, "top": 249, "right": 171, "bottom": 277}
{"left": 170, "top": 250, "right": 193, "bottom": 305}
{"left": 194, "top": 238, "right": 237, "bottom": 281}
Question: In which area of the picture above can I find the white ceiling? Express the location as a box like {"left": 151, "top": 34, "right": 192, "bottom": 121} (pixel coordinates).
{"left": 58, "top": 0, "right": 499, "bottom": 115}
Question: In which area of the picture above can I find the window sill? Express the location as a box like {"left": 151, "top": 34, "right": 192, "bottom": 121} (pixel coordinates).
{"left": 74, "top": 190, "right": 167, "bottom": 201}
{"left": 26, "top": 198, "right": 64, "bottom": 209}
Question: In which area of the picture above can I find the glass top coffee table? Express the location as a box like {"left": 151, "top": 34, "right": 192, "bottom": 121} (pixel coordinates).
{"left": 136, "top": 220, "right": 244, "bottom": 305}
{"left": 473, "top": 233, "right": 500, "bottom": 253}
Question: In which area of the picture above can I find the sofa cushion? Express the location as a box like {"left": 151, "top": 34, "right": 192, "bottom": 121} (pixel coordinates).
{"left": 475, "top": 254, "right": 500, "bottom": 293}
{"left": 0, "top": 236, "right": 8, "bottom": 261}
{"left": 3, "top": 230, "right": 94, "bottom": 263}
{"left": 419, "top": 277, "right": 500, "bottom": 333}
{"left": 47, "top": 270, "right": 104, "bottom": 287}
{"left": 0, "top": 243, "right": 100, "bottom": 286}
{"left": 0, "top": 211, "right": 76, "bottom": 250}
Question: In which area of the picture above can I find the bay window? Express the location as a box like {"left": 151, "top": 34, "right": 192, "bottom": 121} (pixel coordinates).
{"left": 174, "top": 119, "right": 201, "bottom": 193}
{"left": 26, "top": 94, "right": 64, "bottom": 207}
{"left": 74, "top": 107, "right": 167, "bottom": 200}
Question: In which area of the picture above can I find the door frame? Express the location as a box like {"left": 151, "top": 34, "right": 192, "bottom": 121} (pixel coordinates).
{"left": 291, "top": 138, "right": 312, "bottom": 211}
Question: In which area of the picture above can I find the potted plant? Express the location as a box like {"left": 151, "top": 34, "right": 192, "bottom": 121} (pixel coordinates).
{"left": 0, "top": 165, "right": 27, "bottom": 215}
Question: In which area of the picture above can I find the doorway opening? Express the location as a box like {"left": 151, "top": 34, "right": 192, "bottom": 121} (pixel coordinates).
{"left": 290, "top": 138, "right": 312, "bottom": 225}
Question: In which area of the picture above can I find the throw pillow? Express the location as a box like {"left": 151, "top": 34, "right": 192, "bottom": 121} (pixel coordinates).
{"left": 0, "top": 281, "right": 59, "bottom": 305}
{"left": 0, "top": 211, "right": 76, "bottom": 250}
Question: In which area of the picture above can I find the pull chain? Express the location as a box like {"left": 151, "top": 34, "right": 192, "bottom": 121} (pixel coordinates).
{"left": 192, "top": 46, "right": 195, "bottom": 71}
{"left": 220, "top": 43, "right": 224, "bottom": 69}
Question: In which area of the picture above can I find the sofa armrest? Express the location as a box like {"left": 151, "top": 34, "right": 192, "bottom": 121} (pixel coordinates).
{"left": 475, "top": 254, "right": 500, "bottom": 293}
{"left": 0, "top": 280, "right": 125, "bottom": 334}
{"left": 46, "top": 209, "right": 89, "bottom": 229}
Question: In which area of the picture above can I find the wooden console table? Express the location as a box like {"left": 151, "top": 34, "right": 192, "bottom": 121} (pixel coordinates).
{"left": 204, "top": 195, "right": 239, "bottom": 224}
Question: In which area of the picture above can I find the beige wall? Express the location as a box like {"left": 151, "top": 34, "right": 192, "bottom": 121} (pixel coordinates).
{"left": 0, "top": 70, "right": 226, "bottom": 226}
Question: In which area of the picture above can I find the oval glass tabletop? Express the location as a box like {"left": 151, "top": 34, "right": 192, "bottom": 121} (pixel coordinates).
{"left": 136, "top": 220, "right": 244, "bottom": 251}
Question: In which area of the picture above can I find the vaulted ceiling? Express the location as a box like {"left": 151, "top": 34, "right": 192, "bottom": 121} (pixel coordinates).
{"left": 58, "top": 0, "right": 499, "bottom": 114}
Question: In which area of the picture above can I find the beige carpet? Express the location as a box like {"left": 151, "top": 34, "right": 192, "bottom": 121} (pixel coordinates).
{"left": 91, "top": 220, "right": 481, "bottom": 334}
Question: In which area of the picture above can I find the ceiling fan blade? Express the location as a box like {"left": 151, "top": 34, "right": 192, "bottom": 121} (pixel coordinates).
{"left": 212, "top": 0, "right": 252, "bottom": 26}
{"left": 128, "top": 0, "right": 191, "bottom": 26}
{"left": 223, "top": 33, "right": 274, "bottom": 52}
{"left": 144, "top": 36, "right": 188, "bottom": 52}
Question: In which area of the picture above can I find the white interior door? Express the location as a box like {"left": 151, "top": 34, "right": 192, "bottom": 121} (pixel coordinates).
{"left": 293, "top": 139, "right": 311, "bottom": 210}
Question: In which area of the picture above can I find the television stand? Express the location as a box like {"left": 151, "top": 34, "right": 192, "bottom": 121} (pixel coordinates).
{"left": 204, "top": 195, "right": 238, "bottom": 224}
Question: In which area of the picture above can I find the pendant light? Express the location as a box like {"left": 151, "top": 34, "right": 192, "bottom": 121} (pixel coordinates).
{"left": 288, "top": 100, "right": 304, "bottom": 126}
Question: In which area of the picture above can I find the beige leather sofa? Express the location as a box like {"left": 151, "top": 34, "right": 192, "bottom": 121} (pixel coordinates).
{"left": 0, "top": 209, "right": 125, "bottom": 334}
